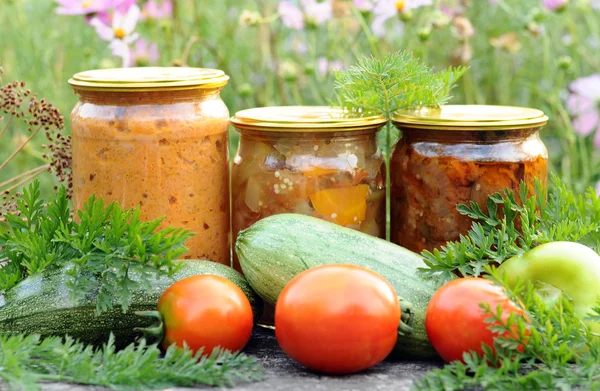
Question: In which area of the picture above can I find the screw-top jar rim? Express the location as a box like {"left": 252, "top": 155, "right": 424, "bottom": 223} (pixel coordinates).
{"left": 392, "top": 105, "right": 548, "bottom": 130}
{"left": 68, "top": 67, "right": 229, "bottom": 92}
{"left": 231, "top": 106, "right": 387, "bottom": 132}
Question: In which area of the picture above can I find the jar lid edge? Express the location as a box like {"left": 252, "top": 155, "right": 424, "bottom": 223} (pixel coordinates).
{"left": 231, "top": 106, "right": 387, "bottom": 132}
{"left": 392, "top": 105, "right": 548, "bottom": 129}
{"left": 68, "top": 67, "right": 229, "bottom": 91}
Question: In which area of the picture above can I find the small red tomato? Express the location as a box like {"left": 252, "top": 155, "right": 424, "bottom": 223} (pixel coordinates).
{"left": 158, "top": 274, "right": 254, "bottom": 356}
{"left": 275, "top": 264, "right": 400, "bottom": 374}
{"left": 425, "top": 278, "right": 527, "bottom": 363}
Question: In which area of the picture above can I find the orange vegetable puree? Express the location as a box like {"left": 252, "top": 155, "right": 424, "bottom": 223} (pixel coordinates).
{"left": 71, "top": 90, "right": 230, "bottom": 264}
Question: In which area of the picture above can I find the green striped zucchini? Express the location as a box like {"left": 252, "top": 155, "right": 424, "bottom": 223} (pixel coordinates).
{"left": 0, "top": 260, "right": 261, "bottom": 347}
{"left": 235, "top": 214, "right": 439, "bottom": 360}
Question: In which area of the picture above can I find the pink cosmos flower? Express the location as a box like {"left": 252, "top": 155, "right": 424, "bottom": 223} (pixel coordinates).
{"left": 317, "top": 57, "right": 344, "bottom": 76}
{"left": 543, "top": 0, "right": 567, "bottom": 11}
{"left": 90, "top": 4, "right": 141, "bottom": 67}
{"left": 55, "top": 0, "right": 115, "bottom": 15}
{"left": 278, "top": 1, "right": 304, "bottom": 30}
{"left": 95, "top": 0, "right": 136, "bottom": 24}
{"left": 142, "top": 0, "right": 172, "bottom": 20}
{"left": 129, "top": 39, "right": 159, "bottom": 66}
{"left": 55, "top": 0, "right": 134, "bottom": 17}
{"left": 115, "top": 0, "right": 136, "bottom": 12}
{"left": 55, "top": 0, "right": 135, "bottom": 25}
{"left": 567, "top": 74, "right": 600, "bottom": 147}
{"left": 371, "top": 0, "right": 433, "bottom": 37}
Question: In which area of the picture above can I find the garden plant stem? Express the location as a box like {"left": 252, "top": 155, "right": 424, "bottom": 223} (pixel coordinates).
{"left": 351, "top": 6, "right": 381, "bottom": 58}
{"left": 378, "top": 73, "right": 391, "bottom": 241}
{"left": 0, "top": 164, "right": 49, "bottom": 190}
{"left": 0, "top": 114, "right": 14, "bottom": 139}
{"left": 0, "top": 125, "right": 42, "bottom": 172}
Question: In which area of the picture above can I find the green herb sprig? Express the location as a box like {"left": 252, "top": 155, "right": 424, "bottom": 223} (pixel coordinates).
{"left": 0, "top": 180, "right": 194, "bottom": 313}
{"left": 334, "top": 51, "right": 466, "bottom": 118}
{"left": 419, "top": 174, "right": 600, "bottom": 286}
{"left": 0, "top": 333, "right": 263, "bottom": 391}
{"left": 413, "top": 269, "right": 600, "bottom": 391}
{"left": 333, "top": 51, "right": 466, "bottom": 239}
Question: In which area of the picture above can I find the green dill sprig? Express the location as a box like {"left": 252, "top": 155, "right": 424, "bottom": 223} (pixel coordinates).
{"left": 418, "top": 174, "right": 600, "bottom": 286}
{"left": 0, "top": 180, "right": 194, "bottom": 313}
{"left": 0, "top": 333, "right": 263, "bottom": 391}
{"left": 333, "top": 51, "right": 466, "bottom": 239}
{"left": 413, "top": 269, "right": 600, "bottom": 391}
{"left": 333, "top": 51, "right": 466, "bottom": 117}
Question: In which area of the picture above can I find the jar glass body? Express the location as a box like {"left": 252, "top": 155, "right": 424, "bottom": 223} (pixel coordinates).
{"left": 71, "top": 88, "right": 230, "bottom": 264}
{"left": 232, "top": 128, "right": 386, "bottom": 272}
{"left": 390, "top": 127, "right": 548, "bottom": 253}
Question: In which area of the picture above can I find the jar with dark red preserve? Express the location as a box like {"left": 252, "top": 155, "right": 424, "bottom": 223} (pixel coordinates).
{"left": 390, "top": 105, "right": 548, "bottom": 253}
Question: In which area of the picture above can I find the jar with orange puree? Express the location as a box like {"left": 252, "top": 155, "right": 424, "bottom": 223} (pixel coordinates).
{"left": 69, "top": 67, "right": 231, "bottom": 264}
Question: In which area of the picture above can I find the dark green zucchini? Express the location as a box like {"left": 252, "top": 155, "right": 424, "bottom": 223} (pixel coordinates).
{"left": 0, "top": 260, "right": 261, "bottom": 347}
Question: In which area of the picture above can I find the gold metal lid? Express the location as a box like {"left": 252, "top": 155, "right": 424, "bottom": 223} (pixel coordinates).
{"left": 230, "top": 106, "right": 387, "bottom": 132}
{"left": 68, "top": 67, "right": 229, "bottom": 92}
{"left": 392, "top": 105, "right": 548, "bottom": 130}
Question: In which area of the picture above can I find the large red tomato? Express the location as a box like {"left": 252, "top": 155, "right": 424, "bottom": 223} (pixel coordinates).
{"left": 275, "top": 264, "right": 400, "bottom": 374}
{"left": 425, "top": 278, "right": 527, "bottom": 363}
{"left": 157, "top": 274, "right": 254, "bottom": 356}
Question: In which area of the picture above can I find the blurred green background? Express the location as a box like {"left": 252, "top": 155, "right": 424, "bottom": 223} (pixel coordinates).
{"left": 1, "top": 0, "right": 599, "bottom": 195}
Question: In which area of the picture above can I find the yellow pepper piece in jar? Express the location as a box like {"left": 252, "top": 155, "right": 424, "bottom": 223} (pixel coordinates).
{"left": 301, "top": 167, "right": 341, "bottom": 178}
{"left": 310, "top": 184, "right": 369, "bottom": 226}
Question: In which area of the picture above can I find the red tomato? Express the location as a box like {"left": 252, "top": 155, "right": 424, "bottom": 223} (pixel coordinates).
{"left": 425, "top": 278, "right": 527, "bottom": 363}
{"left": 158, "top": 274, "right": 254, "bottom": 356}
{"left": 275, "top": 264, "right": 400, "bottom": 374}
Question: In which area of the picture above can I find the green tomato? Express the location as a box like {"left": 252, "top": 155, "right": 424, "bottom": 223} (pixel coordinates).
{"left": 499, "top": 242, "right": 600, "bottom": 333}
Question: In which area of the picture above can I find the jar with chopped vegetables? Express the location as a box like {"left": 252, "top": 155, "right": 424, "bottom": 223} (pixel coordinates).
{"left": 69, "top": 67, "right": 231, "bottom": 264}
{"left": 391, "top": 105, "right": 548, "bottom": 253}
{"left": 230, "top": 106, "right": 387, "bottom": 272}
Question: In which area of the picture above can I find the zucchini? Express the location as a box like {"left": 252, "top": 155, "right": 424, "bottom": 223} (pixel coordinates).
{"left": 0, "top": 260, "right": 261, "bottom": 348}
{"left": 235, "top": 214, "right": 438, "bottom": 360}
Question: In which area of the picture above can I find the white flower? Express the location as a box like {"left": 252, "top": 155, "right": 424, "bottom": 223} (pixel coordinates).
{"left": 353, "top": 0, "right": 377, "bottom": 12}
{"left": 90, "top": 4, "right": 141, "bottom": 66}
{"left": 371, "top": 0, "right": 433, "bottom": 37}
{"left": 301, "top": 0, "right": 333, "bottom": 26}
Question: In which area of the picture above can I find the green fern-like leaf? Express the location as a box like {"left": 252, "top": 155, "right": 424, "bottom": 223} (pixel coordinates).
{"left": 418, "top": 174, "right": 600, "bottom": 286}
{"left": 0, "top": 179, "right": 194, "bottom": 313}
{"left": 334, "top": 51, "right": 466, "bottom": 116}
{"left": 0, "top": 333, "right": 263, "bottom": 390}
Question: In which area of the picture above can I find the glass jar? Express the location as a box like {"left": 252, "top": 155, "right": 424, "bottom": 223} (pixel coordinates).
{"left": 390, "top": 105, "right": 549, "bottom": 253}
{"left": 69, "top": 67, "right": 231, "bottom": 264}
{"left": 231, "top": 106, "right": 387, "bottom": 272}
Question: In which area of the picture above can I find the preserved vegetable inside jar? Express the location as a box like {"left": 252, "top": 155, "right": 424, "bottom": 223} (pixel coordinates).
{"left": 390, "top": 105, "right": 549, "bottom": 253}
{"left": 231, "top": 106, "right": 387, "bottom": 272}
{"left": 69, "top": 67, "right": 231, "bottom": 264}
